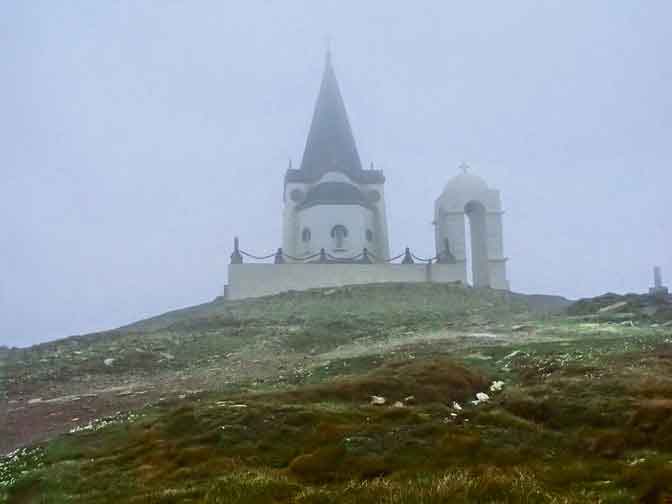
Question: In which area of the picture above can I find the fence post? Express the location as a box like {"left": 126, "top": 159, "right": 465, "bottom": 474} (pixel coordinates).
{"left": 230, "top": 237, "right": 243, "bottom": 264}
{"left": 274, "top": 248, "right": 285, "bottom": 264}
{"left": 402, "top": 247, "right": 414, "bottom": 264}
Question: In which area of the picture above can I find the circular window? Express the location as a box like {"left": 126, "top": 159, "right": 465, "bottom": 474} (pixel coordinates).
{"left": 367, "top": 190, "right": 381, "bottom": 203}
{"left": 301, "top": 228, "right": 311, "bottom": 242}
{"left": 290, "top": 189, "right": 305, "bottom": 203}
{"left": 366, "top": 229, "right": 374, "bottom": 242}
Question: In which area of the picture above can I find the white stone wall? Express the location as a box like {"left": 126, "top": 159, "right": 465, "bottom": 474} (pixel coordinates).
{"left": 369, "top": 182, "right": 390, "bottom": 260}
{"left": 488, "top": 260, "right": 510, "bottom": 291}
{"left": 436, "top": 212, "right": 467, "bottom": 261}
{"left": 282, "top": 180, "right": 307, "bottom": 257}
{"left": 486, "top": 213, "right": 505, "bottom": 259}
{"left": 297, "top": 204, "right": 376, "bottom": 259}
{"left": 282, "top": 170, "right": 391, "bottom": 262}
{"left": 227, "top": 263, "right": 466, "bottom": 300}
{"left": 282, "top": 203, "right": 299, "bottom": 257}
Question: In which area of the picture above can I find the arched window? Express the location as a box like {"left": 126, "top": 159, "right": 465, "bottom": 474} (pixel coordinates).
{"left": 366, "top": 229, "right": 374, "bottom": 242}
{"left": 330, "top": 225, "right": 348, "bottom": 249}
{"left": 301, "top": 228, "right": 311, "bottom": 243}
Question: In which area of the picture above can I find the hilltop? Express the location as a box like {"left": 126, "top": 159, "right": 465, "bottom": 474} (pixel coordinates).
{"left": 0, "top": 284, "right": 566, "bottom": 453}
{"left": 2, "top": 283, "right": 672, "bottom": 502}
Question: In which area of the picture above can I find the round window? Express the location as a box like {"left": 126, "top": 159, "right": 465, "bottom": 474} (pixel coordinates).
{"left": 290, "top": 189, "right": 305, "bottom": 203}
{"left": 367, "top": 190, "right": 381, "bottom": 203}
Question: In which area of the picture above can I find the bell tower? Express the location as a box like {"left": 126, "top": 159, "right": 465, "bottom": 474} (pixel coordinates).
{"left": 434, "top": 168, "right": 509, "bottom": 289}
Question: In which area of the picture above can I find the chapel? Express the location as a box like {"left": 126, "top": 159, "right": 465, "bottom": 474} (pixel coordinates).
{"left": 226, "top": 52, "right": 509, "bottom": 300}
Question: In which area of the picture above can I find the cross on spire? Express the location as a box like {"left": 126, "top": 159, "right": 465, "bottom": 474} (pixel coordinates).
{"left": 459, "top": 162, "right": 470, "bottom": 174}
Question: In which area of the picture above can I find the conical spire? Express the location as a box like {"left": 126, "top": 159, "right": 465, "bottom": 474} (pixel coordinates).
{"left": 299, "top": 51, "right": 363, "bottom": 177}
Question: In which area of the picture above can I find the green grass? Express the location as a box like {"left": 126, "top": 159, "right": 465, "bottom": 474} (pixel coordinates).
{"left": 5, "top": 343, "right": 672, "bottom": 502}
{"left": 3, "top": 283, "right": 672, "bottom": 503}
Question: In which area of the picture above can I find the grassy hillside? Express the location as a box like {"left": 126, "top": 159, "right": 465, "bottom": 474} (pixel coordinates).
{"left": 3, "top": 283, "right": 672, "bottom": 503}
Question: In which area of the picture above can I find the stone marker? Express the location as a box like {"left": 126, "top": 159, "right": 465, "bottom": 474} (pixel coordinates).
{"left": 649, "top": 266, "right": 669, "bottom": 297}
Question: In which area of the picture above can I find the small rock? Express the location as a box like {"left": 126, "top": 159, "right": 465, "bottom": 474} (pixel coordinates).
{"left": 370, "top": 395, "right": 386, "bottom": 406}
{"left": 471, "top": 392, "right": 491, "bottom": 405}
{"left": 452, "top": 401, "right": 462, "bottom": 411}
{"left": 28, "top": 398, "right": 43, "bottom": 405}
{"left": 104, "top": 358, "right": 115, "bottom": 367}
{"left": 501, "top": 350, "right": 521, "bottom": 361}
{"left": 598, "top": 301, "right": 629, "bottom": 313}
{"left": 403, "top": 395, "right": 416, "bottom": 404}
{"left": 470, "top": 332, "right": 498, "bottom": 339}
{"left": 392, "top": 401, "right": 405, "bottom": 408}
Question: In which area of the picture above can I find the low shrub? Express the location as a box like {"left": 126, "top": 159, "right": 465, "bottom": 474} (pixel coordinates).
{"left": 280, "top": 357, "right": 490, "bottom": 406}
{"left": 204, "top": 471, "right": 299, "bottom": 504}
{"left": 288, "top": 445, "right": 346, "bottom": 482}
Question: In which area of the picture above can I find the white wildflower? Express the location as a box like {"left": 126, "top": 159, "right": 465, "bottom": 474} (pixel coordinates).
{"left": 489, "top": 381, "right": 505, "bottom": 392}
{"left": 471, "top": 392, "right": 490, "bottom": 406}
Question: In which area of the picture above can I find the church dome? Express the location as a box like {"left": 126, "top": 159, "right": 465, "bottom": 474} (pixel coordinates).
{"left": 300, "top": 181, "right": 368, "bottom": 208}
{"left": 442, "top": 172, "right": 489, "bottom": 194}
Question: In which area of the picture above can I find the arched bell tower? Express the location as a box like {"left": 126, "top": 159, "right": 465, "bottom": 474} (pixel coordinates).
{"left": 434, "top": 168, "right": 509, "bottom": 290}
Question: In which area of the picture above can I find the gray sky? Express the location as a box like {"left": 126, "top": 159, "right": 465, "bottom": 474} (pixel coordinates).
{"left": 1, "top": 1, "right": 671, "bottom": 347}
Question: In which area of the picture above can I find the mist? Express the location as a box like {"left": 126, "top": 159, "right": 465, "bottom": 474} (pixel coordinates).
{"left": 1, "top": 1, "right": 671, "bottom": 347}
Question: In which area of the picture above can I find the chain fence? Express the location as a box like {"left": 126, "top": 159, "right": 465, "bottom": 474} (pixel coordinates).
{"left": 232, "top": 243, "right": 442, "bottom": 265}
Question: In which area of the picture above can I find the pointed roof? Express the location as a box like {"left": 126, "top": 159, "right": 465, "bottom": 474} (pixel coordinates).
{"left": 285, "top": 52, "right": 384, "bottom": 186}
{"left": 299, "top": 51, "right": 363, "bottom": 176}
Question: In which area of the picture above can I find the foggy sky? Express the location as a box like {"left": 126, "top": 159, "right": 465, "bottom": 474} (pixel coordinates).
{"left": 1, "top": 1, "right": 671, "bottom": 347}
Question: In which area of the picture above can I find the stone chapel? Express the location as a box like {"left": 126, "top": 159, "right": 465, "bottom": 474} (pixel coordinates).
{"left": 226, "top": 52, "right": 509, "bottom": 299}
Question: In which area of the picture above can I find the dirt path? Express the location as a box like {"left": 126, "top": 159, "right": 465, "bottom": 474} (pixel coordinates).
{"left": 0, "top": 346, "right": 316, "bottom": 455}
